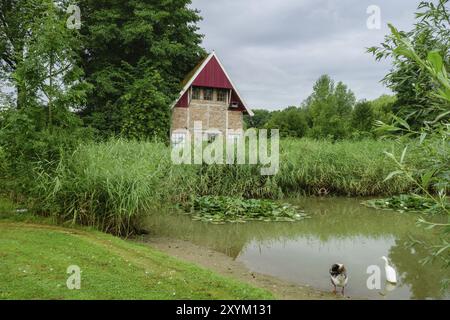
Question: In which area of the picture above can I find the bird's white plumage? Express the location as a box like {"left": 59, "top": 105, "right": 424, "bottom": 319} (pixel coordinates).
{"left": 331, "top": 273, "right": 348, "bottom": 287}
{"left": 381, "top": 256, "right": 397, "bottom": 284}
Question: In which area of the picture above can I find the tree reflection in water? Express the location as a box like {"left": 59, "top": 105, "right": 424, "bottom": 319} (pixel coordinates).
{"left": 389, "top": 234, "right": 449, "bottom": 300}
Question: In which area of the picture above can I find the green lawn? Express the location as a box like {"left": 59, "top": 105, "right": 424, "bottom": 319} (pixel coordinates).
{"left": 0, "top": 200, "right": 273, "bottom": 299}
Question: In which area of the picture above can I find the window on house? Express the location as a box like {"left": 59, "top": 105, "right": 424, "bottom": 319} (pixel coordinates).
{"left": 203, "top": 88, "right": 213, "bottom": 101}
{"left": 217, "top": 90, "right": 227, "bottom": 102}
{"left": 192, "top": 87, "right": 201, "bottom": 100}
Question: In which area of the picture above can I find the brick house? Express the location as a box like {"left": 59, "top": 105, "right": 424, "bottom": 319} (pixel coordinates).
{"left": 170, "top": 52, "right": 253, "bottom": 144}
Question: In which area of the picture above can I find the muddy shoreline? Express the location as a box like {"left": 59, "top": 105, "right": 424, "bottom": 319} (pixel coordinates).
{"left": 137, "top": 235, "right": 345, "bottom": 300}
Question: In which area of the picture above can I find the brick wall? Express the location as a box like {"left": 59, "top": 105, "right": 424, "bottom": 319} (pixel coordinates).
{"left": 227, "top": 110, "right": 243, "bottom": 130}
{"left": 171, "top": 98, "right": 243, "bottom": 135}
{"left": 172, "top": 107, "right": 188, "bottom": 130}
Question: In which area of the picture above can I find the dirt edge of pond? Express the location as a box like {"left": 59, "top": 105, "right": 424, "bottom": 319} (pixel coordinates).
{"left": 138, "top": 236, "right": 348, "bottom": 300}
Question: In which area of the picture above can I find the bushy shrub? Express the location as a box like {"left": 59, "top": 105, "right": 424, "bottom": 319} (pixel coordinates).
{"left": 35, "top": 139, "right": 183, "bottom": 235}
{"left": 0, "top": 108, "right": 93, "bottom": 195}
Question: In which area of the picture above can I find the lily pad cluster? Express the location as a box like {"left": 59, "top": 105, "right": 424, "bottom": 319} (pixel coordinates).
{"left": 184, "top": 196, "right": 309, "bottom": 224}
{"left": 363, "top": 194, "right": 449, "bottom": 214}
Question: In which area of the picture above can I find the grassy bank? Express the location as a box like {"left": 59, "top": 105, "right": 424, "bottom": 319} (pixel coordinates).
{"left": 0, "top": 199, "right": 272, "bottom": 300}
{"left": 20, "top": 138, "right": 423, "bottom": 235}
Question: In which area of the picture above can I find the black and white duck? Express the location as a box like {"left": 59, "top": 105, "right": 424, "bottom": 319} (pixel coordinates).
{"left": 329, "top": 263, "right": 348, "bottom": 295}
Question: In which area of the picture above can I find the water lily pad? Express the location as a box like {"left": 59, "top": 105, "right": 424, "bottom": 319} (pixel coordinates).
{"left": 182, "top": 196, "right": 309, "bottom": 224}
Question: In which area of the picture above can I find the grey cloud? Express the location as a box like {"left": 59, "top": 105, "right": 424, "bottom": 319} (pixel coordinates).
{"left": 191, "top": 0, "right": 423, "bottom": 109}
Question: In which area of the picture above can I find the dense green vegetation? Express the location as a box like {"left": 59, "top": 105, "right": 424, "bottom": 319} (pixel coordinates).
{"left": 77, "top": 0, "right": 205, "bottom": 139}
{"left": 245, "top": 79, "right": 395, "bottom": 140}
{"left": 368, "top": 1, "right": 449, "bottom": 267}
{"left": 0, "top": 0, "right": 204, "bottom": 140}
{"left": 368, "top": 0, "right": 450, "bottom": 129}
{"left": 363, "top": 195, "right": 449, "bottom": 214}
{"left": 0, "top": 0, "right": 448, "bottom": 276}
{"left": 6, "top": 138, "right": 423, "bottom": 235}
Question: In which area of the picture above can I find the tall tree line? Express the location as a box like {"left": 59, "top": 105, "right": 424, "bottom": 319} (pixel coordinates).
{"left": 0, "top": 0, "right": 205, "bottom": 139}
{"left": 245, "top": 75, "right": 395, "bottom": 140}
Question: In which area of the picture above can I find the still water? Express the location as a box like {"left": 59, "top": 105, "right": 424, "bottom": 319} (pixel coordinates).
{"left": 145, "top": 198, "right": 449, "bottom": 300}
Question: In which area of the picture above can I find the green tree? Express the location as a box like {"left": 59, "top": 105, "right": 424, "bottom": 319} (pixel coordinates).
{"left": 334, "top": 81, "right": 355, "bottom": 118}
{"left": 265, "top": 107, "right": 308, "bottom": 138}
{"left": 304, "top": 75, "right": 355, "bottom": 140}
{"left": 351, "top": 100, "right": 375, "bottom": 133}
{"left": 368, "top": 0, "right": 450, "bottom": 129}
{"left": 14, "top": 0, "right": 90, "bottom": 130}
{"left": 78, "top": 0, "right": 205, "bottom": 138}
{"left": 370, "top": 94, "right": 396, "bottom": 124}
{"left": 116, "top": 67, "right": 171, "bottom": 140}
{"left": 0, "top": 0, "right": 47, "bottom": 109}
{"left": 244, "top": 109, "right": 271, "bottom": 129}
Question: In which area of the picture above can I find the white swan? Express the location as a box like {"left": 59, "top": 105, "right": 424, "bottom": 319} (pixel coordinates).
{"left": 381, "top": 256, "right": 397, "bottom": 284}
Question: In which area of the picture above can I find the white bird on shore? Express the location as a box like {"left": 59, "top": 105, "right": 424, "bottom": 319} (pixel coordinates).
{"left": 381, "top": 256, "right": 397, "bottom": 284}
{"left": 329, "top": 263, "right": 348, "bottom": 295}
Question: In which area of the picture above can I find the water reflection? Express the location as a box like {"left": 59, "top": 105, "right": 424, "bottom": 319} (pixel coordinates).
{"left": 390, "top": 235, "right": 448, "bottom": 299}
{"left": 144, "top": 197, "right": 449, "bottom": 299}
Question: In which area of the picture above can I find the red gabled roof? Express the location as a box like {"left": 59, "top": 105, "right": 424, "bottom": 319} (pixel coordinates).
{"left": 192, "top": 55, "right": 233, "bottom": 89}
{"left": 171, "top": 52, "right": 253, "bottom": 116}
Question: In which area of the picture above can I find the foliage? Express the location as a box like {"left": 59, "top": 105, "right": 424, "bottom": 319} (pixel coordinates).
{"left": 265, "top": 106, "right": 308, "bottom": 138}
{"left": 378, "top": 24, "right": 450, "bottom": 207}
{"left": 10, "top": 136, "right": 423, "bottom": 235}
{"left": 371, "top": 6, "right": 450, "bottom": 268}
{"left": 13, "top": 0, "right": 90, "bottom": 130}
{"left": 244, "top": 109, "right": 272, "bottom": 129}
{"left": 0, "top": 0, "right": 48, "bottom": 108}
{"left": 363, "top": 194, "right": 449, "bottom": 214}
{"left": 29, "top": 138, "right": 426, "bottom": 236}
{"left": 351, "top": 100, "right": 375, "bottom": 134}
{"left": 368, "top": 0, "right": 450, "bottom": 129}
{"left": 78, "top": 0, "right": 205, "bottom": 138}
{"left": 0, "top": 107, "right": 92, "bottom": 195}
{"left": 248, "top": 86, "right": 394, "bottom": 140}
{"left": 34, "top": 139, "right": 178, "bottom": 236}
{"left": 115, "top": 68, "right": 171, "bottom": 140}
{"left": 184, "top": 196, "right": 309, "bottom": 224}
{"left": 278, "top": 138, "right": 419, "bottom": 196}
{"left": 370, "top": 94, "right": 396, "bottom": 125}
{"left": 304, "top": 75, "right": 355, "bottom": 140}
{"left": 0, "top": 1, "right": 91, "bottom": 197}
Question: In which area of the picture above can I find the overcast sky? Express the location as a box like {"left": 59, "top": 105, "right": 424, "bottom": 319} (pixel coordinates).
{"left": 190, "top": 0, "right": 424, "bottom": 110}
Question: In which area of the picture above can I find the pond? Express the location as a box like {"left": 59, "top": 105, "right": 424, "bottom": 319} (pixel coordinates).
{"left": 144, "top": 198, "right": 449, "bottom": 300}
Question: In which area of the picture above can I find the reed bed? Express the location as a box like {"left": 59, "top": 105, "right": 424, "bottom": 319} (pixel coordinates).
{"left": 34, "top": 138, "right": 420, "bottom": 235}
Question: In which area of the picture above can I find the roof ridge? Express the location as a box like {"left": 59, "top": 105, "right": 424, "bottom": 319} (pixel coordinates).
{"left": 171, "top": 52, "right": 253, "bottom": 116}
